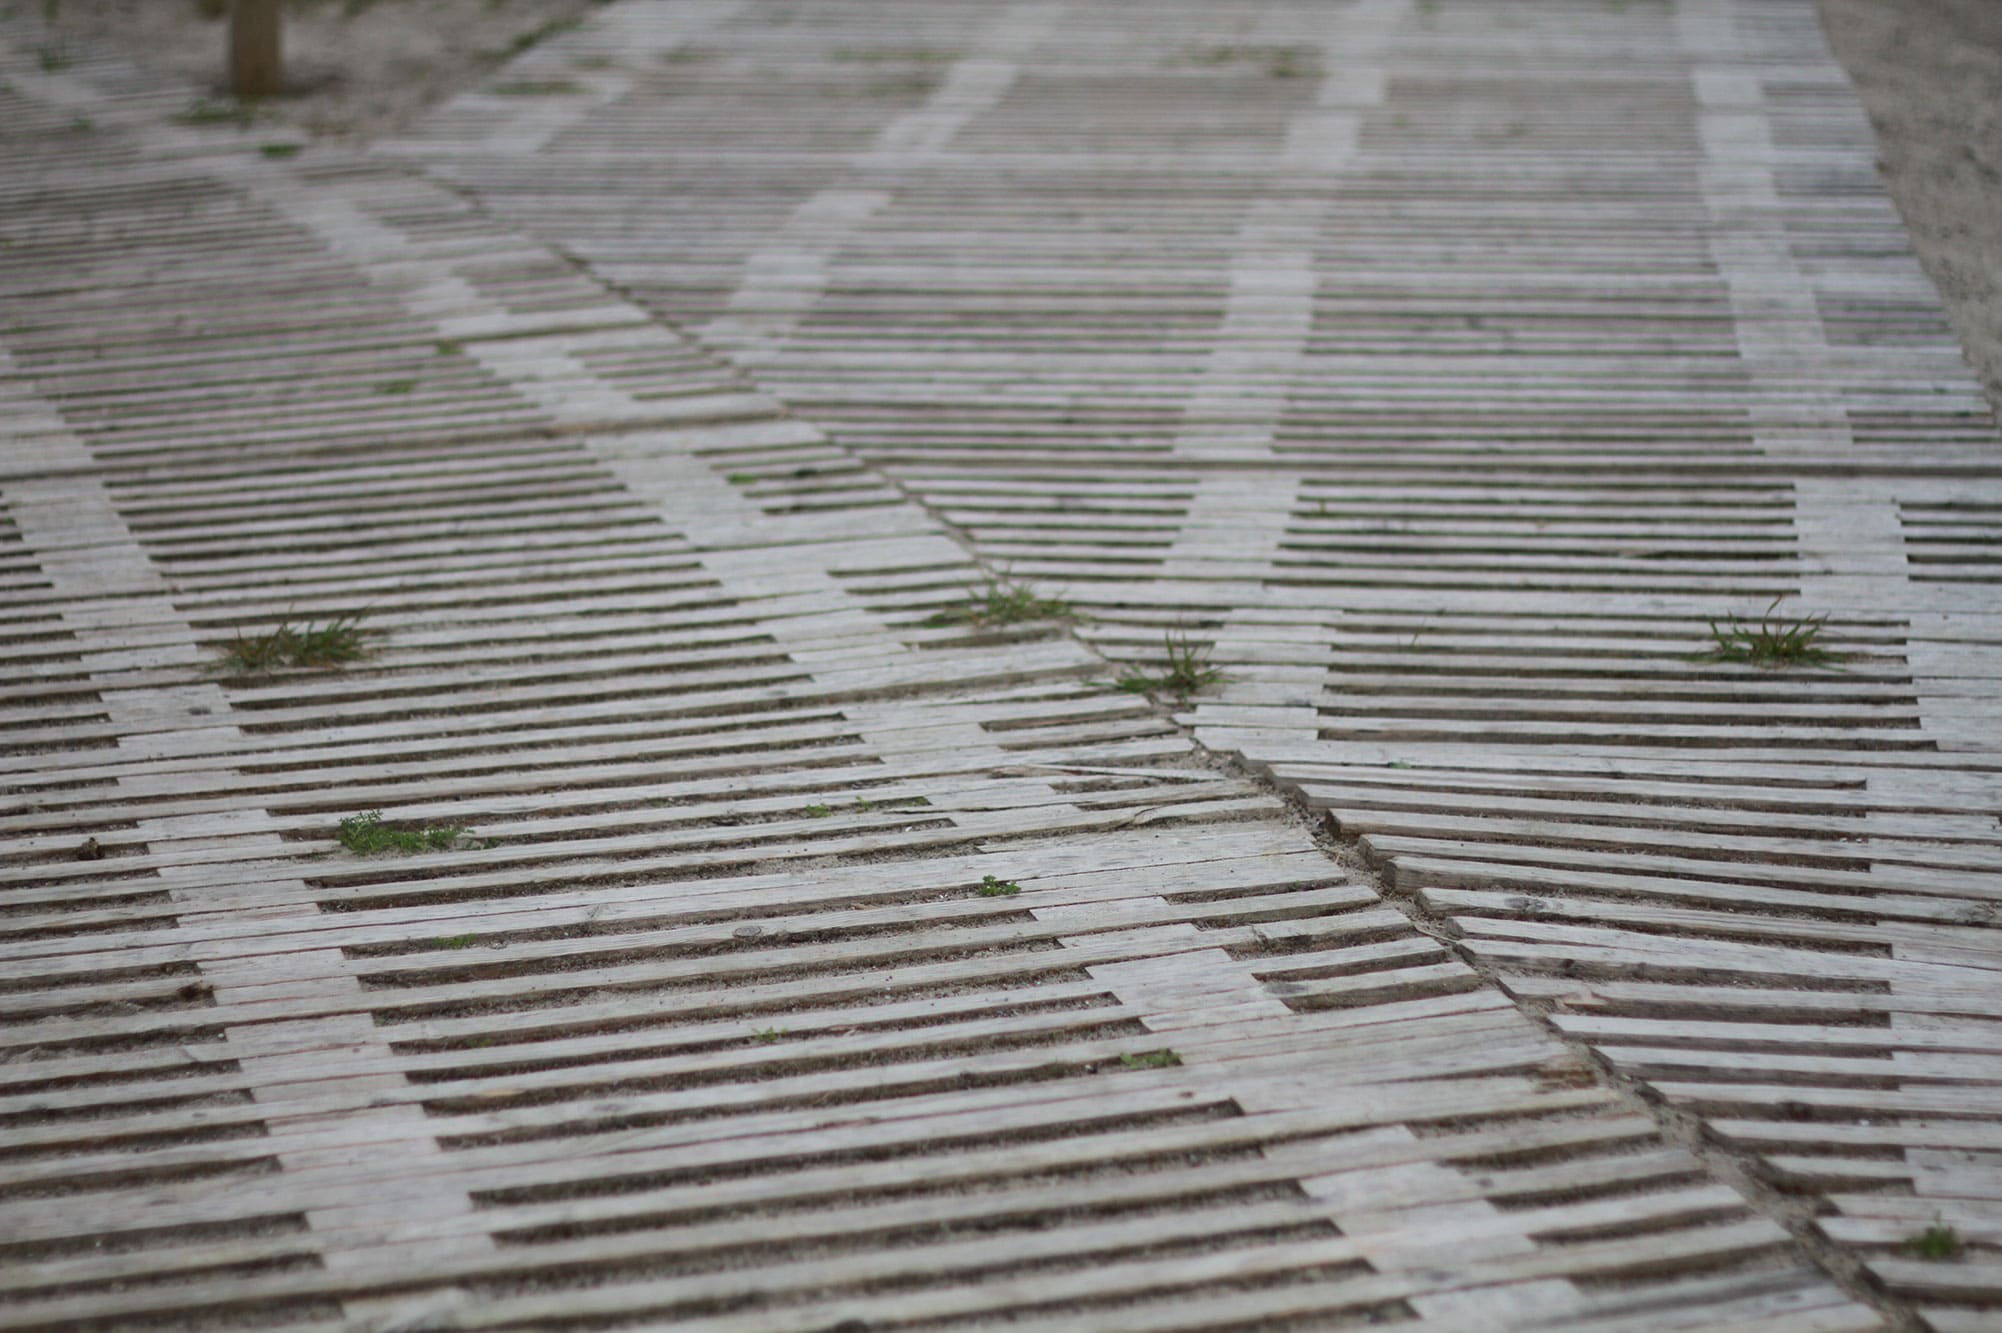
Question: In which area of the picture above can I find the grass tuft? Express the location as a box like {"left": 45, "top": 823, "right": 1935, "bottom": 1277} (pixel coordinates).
{"left": 337, "top": 811, "right": 467, "bottom": 855}
{"left": 1119, "top": 1050, "right": 1181, "bottom": 1070}
{"left": 491, "top": 78, "right": 583, "bottom": 95}
{"left": 502, "top": 16, "right": 581, "bottom": 57}
{"left": 831, "top": 46, "right": 953, "bottom": 63}
{"left": 176, "top": 97, "right": 257, "bottom": 127}
{"left": 220, "top": 613, "right": 369, "bottom": 674}
{"left": 1182, "top": 43, "right": 1316, "bottom": 78}
{"left": 258, "top": 142, "right": 300, "bottom": 158}
{"left": 1696, "top": 598, "right": 1842, "bottom": 669}
{"left": 1113, "top": 630, "right": 1222, "bottom": 698}
{"left": 1266, "top": 49, "right": 1308, "bottom": 78}
{"left": 1905, "top": 1223, "right": 1963, "bottom": 1261}
{"left": 976, "top": 874, "right": 1021, "bottom": 897}
{"left": 926, "top": 577, "right": 1077, "bottom": 629}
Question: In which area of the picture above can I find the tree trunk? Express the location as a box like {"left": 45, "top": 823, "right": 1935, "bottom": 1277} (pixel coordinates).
{"left": 229, "top": 0, "right": 281, "bottom": 98}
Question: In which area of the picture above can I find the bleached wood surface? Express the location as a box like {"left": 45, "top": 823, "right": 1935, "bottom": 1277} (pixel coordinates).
{"left": 1, "top": 0, "right": 1996, "bottom": 1327}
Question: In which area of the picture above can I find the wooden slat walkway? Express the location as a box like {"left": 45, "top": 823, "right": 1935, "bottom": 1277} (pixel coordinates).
{"left": 1, "top": 0, "right": 1995, "bottom": 1327}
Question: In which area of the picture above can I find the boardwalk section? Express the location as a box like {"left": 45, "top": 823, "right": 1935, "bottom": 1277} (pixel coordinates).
{"left": 0, "top": 20, "right": 1887, "bottom": 1333}
{"left": 389, "top": 0, "right": 2002, "bottom": 1326}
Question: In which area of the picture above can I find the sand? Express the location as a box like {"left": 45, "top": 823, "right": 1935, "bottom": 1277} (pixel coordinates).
{"left": 16, "top": 0, "right": 601, "bottom": 140}
{"left": 1817, "top": 0, "right": 2002, "bottom": 419}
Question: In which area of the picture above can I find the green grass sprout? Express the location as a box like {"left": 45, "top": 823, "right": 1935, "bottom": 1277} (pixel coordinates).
{"left": 1113, "top": 630, "right": 1222, "bottom": 697}
{"left": 220, "top": 613, "right": 369, "bottom": 674}
{"left": 926, "top": 576, "right": 1077, "bottom": 629}
{"left": 337, "top": 811, "right": 467, "bottom": 855}
{"left": 1697, "top": 598, "right": 1842, "bottom": 669}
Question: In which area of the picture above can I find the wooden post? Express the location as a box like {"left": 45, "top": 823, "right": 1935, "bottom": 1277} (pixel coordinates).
{"left": 229, "top": 0, "right": 282, "bottom": 99}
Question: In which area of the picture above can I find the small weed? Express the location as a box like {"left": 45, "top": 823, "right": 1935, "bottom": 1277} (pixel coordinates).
{"left": 753, "top": 1027, "right": 786, "bottom": 1044}
{"left": 220, "top": 613, "right": 370, "bottom": 674}
{"left": 497, "top": 16, "right": 581, "bottom": 58}
{"left": 861, "top": 74, "right": 937, "bottom": 97}
{"left": 375, "top": 378, "right": 417, "bottom": 395}
{"left": 258, "top": 142, "right": 300, "bottom": 159}
{"left": 831, "top": 46, "right": 952, "bottom": 63}
{"left": 1904, "top": 1223, "right": 1963, "bottom": 1261}
{"left": 36, "top": 44, "right": 69, "bottom": 71}
{"left": 434, "top": 339, "right": 462, "bottom": 356}
{"left": 1182, "top": 43, "right": 1314, "bottom": 78}
{"left": 434, "top": 934, "right": 477, "bottom": 950}
{"left": 976, "top": 874, "right": 1021, "bottom": 897}
{"left": 803, "top": 803, "right": 832, "bottom": 818}
{"left": 491, "top": 78, "right": 582, "bottom": 95}
{"left": 460, "top": 1035, "right": 491, "bottom": 1048}
{"left": 853, "top": 796, "right": 874, "bottom": 811}
{"left": 726, "top": 472, "right": 758, "bottom": 484}
{"left": 68, "top": 114, "right": 93, "bottom": 132}
{"left": 176, "top": 97, "right": 257, "bottom": 127}
{"left": 926, "top": 577, "right": 1077, "bottom": 629}
{"left": 1113, "top": 630, "right": 1222, "bottom": 697}
{"left": 337, "top": 811, "right": 467, "bottom": 855}
{"left": 1696, "top": 598, "right": 1842, "bottom": 669}
{"left": 1119, "top": 1050, "right": 1182, "bottom": 1070}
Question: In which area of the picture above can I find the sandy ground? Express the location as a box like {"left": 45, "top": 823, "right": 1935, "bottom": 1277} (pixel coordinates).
{"left": 9, "top": 0, "right": 2000, "bottom": 420}
{"left": 12, "top": 0, "right": 600, "bottom": 139}
{"left": 1819, "top": 0, "right": 2002, "bottom": 417}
